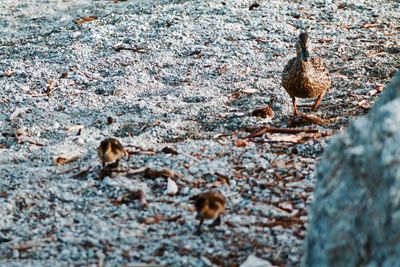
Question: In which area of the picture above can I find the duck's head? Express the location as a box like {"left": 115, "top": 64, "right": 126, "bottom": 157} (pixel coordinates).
{"left": 296, "top": 32, "right": 310, "bottom": 62}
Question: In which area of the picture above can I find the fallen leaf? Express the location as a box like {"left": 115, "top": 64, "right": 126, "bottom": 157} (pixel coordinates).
{"left": 234, "top": 139, "right": 247, "bottom": 147}
{"left": 251, "top": 106, "right": 274, "bottom": 118}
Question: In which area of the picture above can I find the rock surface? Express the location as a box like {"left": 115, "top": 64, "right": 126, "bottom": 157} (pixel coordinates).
{"left": 304, "top": 72, "right": 400, "bottom": 266}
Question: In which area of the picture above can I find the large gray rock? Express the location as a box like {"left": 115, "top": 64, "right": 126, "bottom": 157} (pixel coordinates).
{"left": 303, "top": 72, "right": 400, "bottom": 267}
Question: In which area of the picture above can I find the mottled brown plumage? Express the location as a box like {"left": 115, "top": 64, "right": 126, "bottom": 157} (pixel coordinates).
{"left": 97, "top": 138, "right": 125, "bottom": 168}
{"left": 282, "top": 32, "right": 331, "bottom": 115}
{"left": 190, "top": 191, "right": 226, "bottom": 235}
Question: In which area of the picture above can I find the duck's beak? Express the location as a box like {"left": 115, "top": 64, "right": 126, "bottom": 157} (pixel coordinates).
{"left": 301, "top": 49, "right": 309, "bottom": 62}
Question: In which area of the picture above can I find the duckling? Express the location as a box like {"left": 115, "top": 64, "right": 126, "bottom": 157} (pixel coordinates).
{"left": 282, "top": 32, "right": 331, "bottom": 115}
{"left": 97, "top": 138, "right": 125, "bottom": 168}
{"left": 190, "top": 191, "right": 226, "bottom": 235}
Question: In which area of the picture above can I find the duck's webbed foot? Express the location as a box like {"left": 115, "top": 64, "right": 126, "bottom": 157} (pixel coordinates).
{"left": 209, "top": 216, "right": 221, "bottom": 227}
{"left": 194, "top": 219, "right": 204, "bottom": 236}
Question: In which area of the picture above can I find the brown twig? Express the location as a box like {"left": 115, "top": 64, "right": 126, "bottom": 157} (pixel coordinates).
{"left": 244, "top": 126, "right": 335, "bottom": 139}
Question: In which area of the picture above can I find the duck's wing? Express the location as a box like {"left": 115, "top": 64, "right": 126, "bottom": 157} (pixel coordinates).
{"left": 282, "top": 57, "right": 298, "bottom": 89}
{"left": 310, "top": 57, "right": 331, "bottom": 89}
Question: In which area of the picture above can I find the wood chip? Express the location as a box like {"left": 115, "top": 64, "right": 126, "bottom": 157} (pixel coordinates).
{"left": 74, "top": 16, "right": 97, "bottom": 25}
{"left": 54, "top": 152, "right": 81, "bottom": 165}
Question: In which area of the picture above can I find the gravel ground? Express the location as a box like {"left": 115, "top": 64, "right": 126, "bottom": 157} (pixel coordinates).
{"left": 0, "top": 0, "right": 399, "bottom": 266}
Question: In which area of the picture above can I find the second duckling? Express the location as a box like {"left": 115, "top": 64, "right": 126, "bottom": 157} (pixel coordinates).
{"left": 97, "top": 138, "right": 126, "bottom": 169}
{"left": 190, "top": 191, "right": 226, "bottom": 235}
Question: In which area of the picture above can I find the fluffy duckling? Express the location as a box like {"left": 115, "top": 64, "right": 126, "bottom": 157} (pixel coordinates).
{"left": 97, "top": 138, "right": 125, "bottom": 168}
{"left": 282, "top": 32, "right": 331, "bottom": 115}
{"left": 190, "top": 191, "right": 226, "bottom": 235}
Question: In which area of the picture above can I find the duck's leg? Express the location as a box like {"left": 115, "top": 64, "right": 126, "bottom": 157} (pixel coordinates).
{"left": 108, "top": 159, "right": 120, "bottom": 169}
{"left": 292, "top": 96, "right": 299, "bottom": 116}
{"left": 194, "top": 219, "right": 204, "bottom": 235}
{"left": 209, "top": 215, "right": 221, "bottom": 227}
{"left": 312, "top": 91, "right": 325, "bottom": 111}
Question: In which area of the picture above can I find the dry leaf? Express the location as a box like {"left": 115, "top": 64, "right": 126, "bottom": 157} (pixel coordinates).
{"left": 54, "top": 152, "right": 81, "bottom": 165}
{"left": 234, "top": 139, "right": 247, "bottom": 147}
{"left": 74, "top": 16, "right": 97, "bottom": 25}
{"left": 251, "top": 106, "right": 274, "bottom": 118}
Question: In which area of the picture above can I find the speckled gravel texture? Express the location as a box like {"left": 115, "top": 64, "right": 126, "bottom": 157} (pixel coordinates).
{"left": 0, "top": 0, "right": 399, "bottom": 266}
